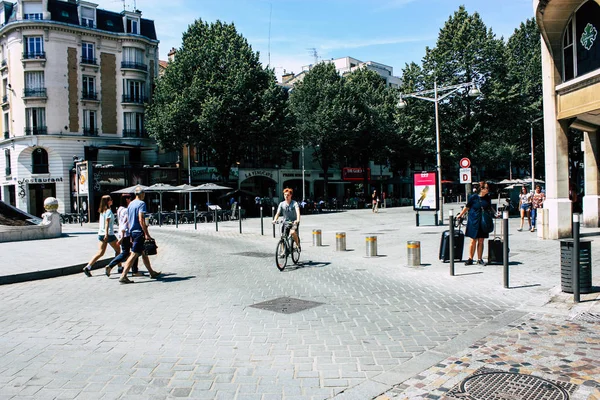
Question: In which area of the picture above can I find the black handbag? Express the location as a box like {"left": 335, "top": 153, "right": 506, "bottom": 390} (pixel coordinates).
{"left": 479, "top": 197, "right": 495, "bottom": 233}
{"left": 144, "top": 238, "right": 158, "bottom": 255}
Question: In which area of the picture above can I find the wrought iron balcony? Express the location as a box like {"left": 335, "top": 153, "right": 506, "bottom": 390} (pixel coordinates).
{"left": 81, "top": 56, "right": 97, "bottom": 65}
{"left": 121, "top": 61, "right": 148, "bottom": 71}
{"left": 2, "top": 95, "right": 7, "bottom": 103}
{"left": 83, "top": 127, "right": 98, "bottom": 136}
{"left": 121, "top": 94, "right": 147, "bottom": 104}
{"left": 24, "top": 126, "right": 47, "bottom": 135}
{"left": 122, "top": 129, "right": 147, "bottom": 138}
{"left": 22, "top": 51, "right": 46, "bottom": 60}
{"left": 81, "top": 90, "right": 97, "bottom": 100}
{"left": 23, "top": 88, "right": 47, "bottom": 98}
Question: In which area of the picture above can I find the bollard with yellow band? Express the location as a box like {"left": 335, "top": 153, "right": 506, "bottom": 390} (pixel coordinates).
{"left": 335, "top": 232, "right": 346, "bottom": 251}
{"left": 365, "top": 236, "right": 377, "bottom": 257}
{"left": 407, "top": 241, "right": 421, "bottom": 266}
{"left": 312, "top": 229, "right": 322, "bottom": 246}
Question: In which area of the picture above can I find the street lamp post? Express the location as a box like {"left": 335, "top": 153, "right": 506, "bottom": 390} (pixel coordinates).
{"left": 301, "top": 142, "right": 305, "bottom": 201}
{"left": 397, "top": 80, "right": 480, "bottom": 225}
{"left": 529, "top": 116, "right": 543, "bottom": 193}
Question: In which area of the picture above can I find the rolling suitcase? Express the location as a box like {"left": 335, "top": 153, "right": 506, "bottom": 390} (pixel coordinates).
{"left": 439, "top": 229, "right": 464, "bottom": 262}
{"left": 487, "top": 215, "right": 508, "bottom": 264}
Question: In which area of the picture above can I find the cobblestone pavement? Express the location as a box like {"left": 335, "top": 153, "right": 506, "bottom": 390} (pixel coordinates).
{"left": 0, "top": 206, "right": 599, "bottom": 399}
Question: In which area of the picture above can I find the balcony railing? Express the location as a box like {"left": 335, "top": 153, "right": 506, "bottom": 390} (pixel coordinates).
{"left": 23, "top": 88, "right": 47, "bottom": 98}
{"left": 81, "top": 56, "right": 97, "bottom": 65}
{"left": 0, "top": 59, "right": 6, "bottom": 68}
{"left": 83, "top": 127, "right": 98, "bottom": 136}
{"left": 2, "top": 95, "right": 7, "bottom": 103}
{"left": 22, "top": 51, "right": 46, "bottom": 60}
{"left": 3, "top": 131, "right": 8, "bottom": 139}
{"left": 123, "top": 129, "right": 147, "bottom": 138}
{"left": 25, "top": 126, "right": 47, "bottom": 135}
{"left": 81, "top": 20, "right": 95, "bottom": 28}
{"left": 5, "top": 167, "right": 10, "bottom": 176}
{"left": 81, "top": 90, "right": 97, "bottom": 100}
{"left": 121, "top": 94, "right": 147, "bottom": 104}
{"left": 121, "top": 61, "right": 148, "bottom": 71}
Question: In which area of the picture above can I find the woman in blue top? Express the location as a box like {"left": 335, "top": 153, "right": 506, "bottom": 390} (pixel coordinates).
{"left": 82, "top": 195, "right": 120, "bottom": 277}
{"left": 456, "top": 182, "right": 492, "bottom": 266}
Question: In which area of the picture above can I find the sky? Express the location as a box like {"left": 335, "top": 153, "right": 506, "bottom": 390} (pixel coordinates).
{"left": 92, "top": 0, "right": 535, "bottom": 80}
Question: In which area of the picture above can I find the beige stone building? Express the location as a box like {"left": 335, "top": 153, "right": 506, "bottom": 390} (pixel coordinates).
{"left": 536, "top": 0, "right": 600, "bottom": 238}
{"left": 0, "top": 0, "right": 163, "bottom": 217}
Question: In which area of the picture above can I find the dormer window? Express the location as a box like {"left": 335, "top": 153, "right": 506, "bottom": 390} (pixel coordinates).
{"left": 80, "top": 6, "right": 95, "bottom": 28}
{"left": 126, "top": 17, "right": 139, "bottom": 34}
{"left": 23, "top": 2, "right": 43, "bottom": 20}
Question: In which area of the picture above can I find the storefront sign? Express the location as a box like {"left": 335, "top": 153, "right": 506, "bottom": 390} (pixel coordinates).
{"left": 342, "top": 167, "right": 370, "bottom": 181}
{"left": 76, "top": 161, "right": 89, "bottom": 195}
{"left": 239, "top": 169, "right": 276, "bottom": 181}
{"left": 18, "top": 177, "right": 64, "bottom": 184}
{"left": 413, "top": 171, "right": 438, "bottom": 211}
{"left": 190, "top": 167, "right": 238, "bottom": 182}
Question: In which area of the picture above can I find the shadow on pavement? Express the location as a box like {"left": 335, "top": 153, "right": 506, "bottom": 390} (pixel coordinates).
{"left": 509, "top": 283, "right": 542, "bottom": 289}
{"left": 454, "top": 271, "right": 484, "bottom": 276}
{"left": 284, "top": 261, "right": 331, "bottom": 271}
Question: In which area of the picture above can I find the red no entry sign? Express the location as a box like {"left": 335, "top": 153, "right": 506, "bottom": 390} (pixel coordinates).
{"left": 459, "top": 158, "right": 471, "bottom": 168}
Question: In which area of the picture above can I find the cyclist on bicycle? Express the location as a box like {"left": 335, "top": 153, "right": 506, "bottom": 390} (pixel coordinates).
{"left": 272, "top": 188, "right": 301, "bottom": 251}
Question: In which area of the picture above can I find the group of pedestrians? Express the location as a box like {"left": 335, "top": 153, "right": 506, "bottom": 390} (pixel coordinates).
{"left": 518, "top": 185, "right": 545, "bottom": 232}
{"left": 82, "top": 186, "right": 161, "bottom": 284}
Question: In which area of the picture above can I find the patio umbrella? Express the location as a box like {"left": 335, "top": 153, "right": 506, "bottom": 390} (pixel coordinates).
{"left": 171, "top": 184, "right": 196, "bottom": 209}
{"left": 145, "top": 183, "right": 178, "bottom": 212}
{"left": 186, "top": 183, "right": 233, "bottom": 208}
{"left": 112, "top": 184, "right": 149, "bottom": 194}
{"left": 498, "top": 179, "right": 516, "bottom": 185}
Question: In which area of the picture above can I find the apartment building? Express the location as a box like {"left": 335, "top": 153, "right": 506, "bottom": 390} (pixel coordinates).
{"left": 0, "top": 0, "right": 162, "bottom": 217}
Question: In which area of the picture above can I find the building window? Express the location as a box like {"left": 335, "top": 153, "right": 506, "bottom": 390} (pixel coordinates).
{"left": 24, "top": 71, "right": 45, "bottom": 97}
{"left": 25, "top": 107, "right": 46, "bottom": 135}
{"left": 4, "top": 149, "right": 10, "bottom": 176}
{"left": 563, "top": 0, "right": 600, "bottom": 81}
{"left": 24, "top": 36, "right": 44, "bottom": 59}
{"left": 81, "top": 6, "right": 95, "bottom": 28}
{"left": 122, "top": 47, "right": 146, "bottom": 70}
{"left": 83, "top": 110, "right": 97, "bottom": 136}
{"left": 82, "top": 76, "right": 96, "bottom": 99}
{"left": 3, "top": 113, "right": 9, "bottom": 139}
{"left": 123, "top": 112, "right": 144, "bottom": 137}
{"left": 32, "top": 147, "right": 48, "bottom": 174}
{"left": 23, "top": 2, "right": 43, "bottom": 20}
{"left": 24, "top": 13, "right": 43, "bottom": 20}
{"left": 126, "top": 17, "right": 138, "bottom": 34}
{"left": 123, "top": 79, "right": 146, "bottom": 103}
{"left": 81, "top": 42, "right": 96, "bottom": 64}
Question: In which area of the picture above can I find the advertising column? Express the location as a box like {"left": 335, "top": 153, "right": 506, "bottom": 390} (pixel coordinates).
{"left": 413, "top": 171, "right": 439, "bottom": 225}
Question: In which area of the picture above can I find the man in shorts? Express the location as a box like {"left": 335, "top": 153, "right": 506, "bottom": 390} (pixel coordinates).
{"left": 272, "top": 188, "right": 301, "bottom": 250}
{"left": 119, "top": 186, "right": 161, "bottom": 284}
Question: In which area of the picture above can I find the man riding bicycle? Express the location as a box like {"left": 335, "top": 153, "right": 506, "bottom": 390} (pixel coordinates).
{"left": 272, "top": 188, "right": 301, "bottom": 250}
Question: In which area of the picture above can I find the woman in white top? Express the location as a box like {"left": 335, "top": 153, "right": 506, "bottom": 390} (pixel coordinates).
{"left": 517, "top": 186, "right": 532, "bottom": 231}
{"left": 83, "top": 195, "right": 120, "bottom": 277}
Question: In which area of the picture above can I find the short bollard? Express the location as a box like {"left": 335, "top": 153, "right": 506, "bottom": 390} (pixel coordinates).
{"left": 260, "top": 206, "right": 264, "bottom": 236}
{"left": 407, "top": 241, "right": 421, "bottom": 266}
{"left": 175, "top": 205, "right": 178, "bottom": 228}
{"left": 365, "top": 236, "right": 377, "bottom": 257}
{"left": 312, "top": 229, "right": 322, "bottom": 246}
{"left": 272, "top": 206, "right": 275, "bottom": 238}
{"left": 335, "top": 232, "right": 346, "bottom": 251}
{"left": 239, "top": 206, "right": 242, "bottom": 234}
{"left": 193, "top": 205, "right": 197, "bottom": 230}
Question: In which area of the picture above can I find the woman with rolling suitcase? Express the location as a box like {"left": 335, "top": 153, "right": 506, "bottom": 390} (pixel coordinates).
{"left": 456, "top": 182, "right": 492, "bottom": 266}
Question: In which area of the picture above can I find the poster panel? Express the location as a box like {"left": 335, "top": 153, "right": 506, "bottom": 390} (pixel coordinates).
{"left": 76, "top": 161, "right": 89, "bottom": 195}
{"left": 413, "top": 171, "right": 438, "bottom": 211}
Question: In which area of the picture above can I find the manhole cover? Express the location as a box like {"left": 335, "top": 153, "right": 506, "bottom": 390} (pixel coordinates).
{"left": 233, "top": 251, "right": 272, "bottom": 258}
{"left": 444, "top": 367, "right": 577, "bottom": 400}
{"left": 571, "top": 312, "right": 600, "bottom": 323}
{"left": 249, "top": 297, "right": 324, "bottom": 314}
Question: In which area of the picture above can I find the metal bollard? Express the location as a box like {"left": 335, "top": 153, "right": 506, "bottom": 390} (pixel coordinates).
{"left": 573, "top": 213, "right": 580, "bottom": 303}
{"left": 260, "top": 206, "right": 263, "bottom": 235}
{"left": 175, "top": 205, "right": 178, "bottom": 228}
{"left": 365, "top": 236, "right": 377, "bottom": 257}
{"left": 272, "top": 206, "right": 275, "bottom": 238}
{"left": 215, "top": 209, "right": 218, "bottom": 232}
{"left": 449, "top": 210, "right": 455, "bottom": 276}
{"left": 239, "top": 206, "right": 242, "bottom": 234}
{"left": 503, "top": 210, "right": 509, "bottom": 288}
{"left": 158, "top": 205, "right": 162, "bottom": 227}
{"left": 335, "top": 232, "right": 346, "bottom": 251}
{"left": 194, "top": 205, "right": 197, "bottom": 230}
{"left": 407, "top": 241, "right": 421, "bottom": 266}
{"left": 312, "top": 229, "right": 322, "bottom": 246}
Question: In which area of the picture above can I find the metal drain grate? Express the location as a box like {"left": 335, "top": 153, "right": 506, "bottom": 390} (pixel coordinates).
{"left": 250, "top": 297, "right": 324, "bottom": 314}
{"left": 571, "top": 312, "right": 600, "bottom": 323}
{"left": 444, "top": 367, "right": 577, "bottom": 400}
{"left": 233, "top": 251, "right": 272, "bottom": 258}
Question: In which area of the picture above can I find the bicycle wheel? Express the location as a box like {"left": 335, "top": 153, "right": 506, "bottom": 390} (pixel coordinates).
{"left": 275, "top": 239, "right": 288, "bottom": 271}
{"left": 291, "top": 239, "right": 300, "bottom": 265}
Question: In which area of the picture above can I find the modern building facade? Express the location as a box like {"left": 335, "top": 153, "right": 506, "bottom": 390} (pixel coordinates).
{"left": 536, "top": 0, "right": 600, "bottom": 238}
{"left": 0, "top": 0, "right": 163, "bottom": 217}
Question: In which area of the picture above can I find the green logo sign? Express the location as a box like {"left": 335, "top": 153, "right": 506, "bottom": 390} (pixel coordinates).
{"left": 581, "top": 23, "right": 598, "bottom": 50}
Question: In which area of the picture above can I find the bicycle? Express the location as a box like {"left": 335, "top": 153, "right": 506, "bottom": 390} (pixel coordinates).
{"left": 274, "top": 219, "right": 300, "bottom": 271}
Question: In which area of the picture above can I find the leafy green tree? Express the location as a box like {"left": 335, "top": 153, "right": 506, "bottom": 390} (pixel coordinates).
{"left": 288, "top": 63, "right": 349, "bottom": 200}
{"left": 145, "top": 19, "right": 292, "bottom": 181}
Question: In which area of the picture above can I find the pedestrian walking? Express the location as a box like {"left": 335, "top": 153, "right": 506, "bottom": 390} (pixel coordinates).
{"left": 530, "top": 185, "right": 545, "bottom": 232}
{"left": 456, "top": 181, "right": 492, "bottom": 266}
{"left": 517, "top": 186, "right": 532, "bottom": 231}
{"left": 118, "top": 186, "right": 161, "bottom": 284}
{"left": 372, "top": 189, "right": 379, "bottom": 213}
{"left": 104, "top": 194, "right": 139, "bottom": 277}
{"left": 82, "top": 195, "right": 120, "bottom": 277}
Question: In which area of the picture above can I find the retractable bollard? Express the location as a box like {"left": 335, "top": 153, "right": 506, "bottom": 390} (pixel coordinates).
{"left": 449, "top": 210, "right": 455, "bottom": 276}
{"left": 503, "top": 210, "right": 510, "bottom": 288}
{"left": 194, "top": 205, "right": 197, "bottom": 230}
{"left": 158, "top": 205, "right": 162, "bottom": 227}
{"left": 365, "top": 236, "right": 377, "bottom": 257}
{"left": 239, "top": 206, "right": 242, "bottom": 234}
{"left": 260, "top": 206, "right": 264, "bottom": 235}
{"left": 175, "top": 205, "right": 178, "bottom": 228}
{"left": 272, "top": 206, "right": 275, "bottom": 238}
{"left": 573, "top": 213, "right": 581, "bottom": 303}
{"left": 312, "top": 229, "right": 322, "bottom": 246}
{"left": 215, "top": 209, "right": 218, "bottom": 232}
{"left": 407, "top": 241, "right": 421, "bottom": 266}
{"left": 335, "top": 232, "right": 346, "bottom": 251}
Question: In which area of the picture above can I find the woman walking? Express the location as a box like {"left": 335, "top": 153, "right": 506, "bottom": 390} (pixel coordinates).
{"left": 530, "top": 185, "right": 545, "bottom": 232}
{"left": 82, "top": 195, "right": 120, "bottom": 277}
{"left": 456, "top": 181, "right": 492, "bottom": 266}
{"left": 517, "top": 186, "right": 532, "bottom": 231}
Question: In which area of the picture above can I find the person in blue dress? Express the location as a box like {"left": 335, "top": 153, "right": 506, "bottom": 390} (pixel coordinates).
{"left": 456, "top": 181, "right": 492, "bottom": 266}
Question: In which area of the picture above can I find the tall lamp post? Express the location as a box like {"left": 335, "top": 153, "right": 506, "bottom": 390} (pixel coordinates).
{"left": 301, "top": 142, "right": 305, "bottom": 201}
{"left": 529, "top": 116, "right": 543, "bottom": 193}
{"left": 397, "top": 80, "right": 480, "bottom": 225}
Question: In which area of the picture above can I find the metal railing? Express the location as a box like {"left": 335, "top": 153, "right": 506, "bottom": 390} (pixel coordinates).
{"left": 121, "top": 94, "right": 147, "bottom": 104}
{"left": 5, "top": 167, "right": 10, "bottom": 176}
{"left": 80, "top": 56, "right": 97, "bottom": 65}
{"left": 83, "top": 127, "right": 98, "bottom": 136}
{"left": 122, "top": 129, "right": 147, "bottom": 138}
{"left": 121, "top": 61, "right": 148, "bottom": 71}
{"left": 24, "top": 126, "right": 47, "bottom": 135}
{"left": 23, "top": 88, "right": 47, "bottom": 98}
{"left": 81, "top": 90, "right": 97, "bottom": 100}
{"left": 22, "top": 51, "right": 46, "bottom": 60}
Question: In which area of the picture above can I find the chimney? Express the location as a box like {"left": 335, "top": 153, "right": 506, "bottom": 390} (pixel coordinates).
{"left": 168, "top": 47, "right": 176, "bottom": 62}
{"left": 281, "top": 72, "right": 295, "bottom": 84}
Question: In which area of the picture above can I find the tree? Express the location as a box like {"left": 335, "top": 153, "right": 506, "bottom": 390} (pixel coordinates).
{"left": 288, "top": 63, "right": 349, "bottom": 200}
{"left": 145, "top": 19, "right": 292, "bottom": 181}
